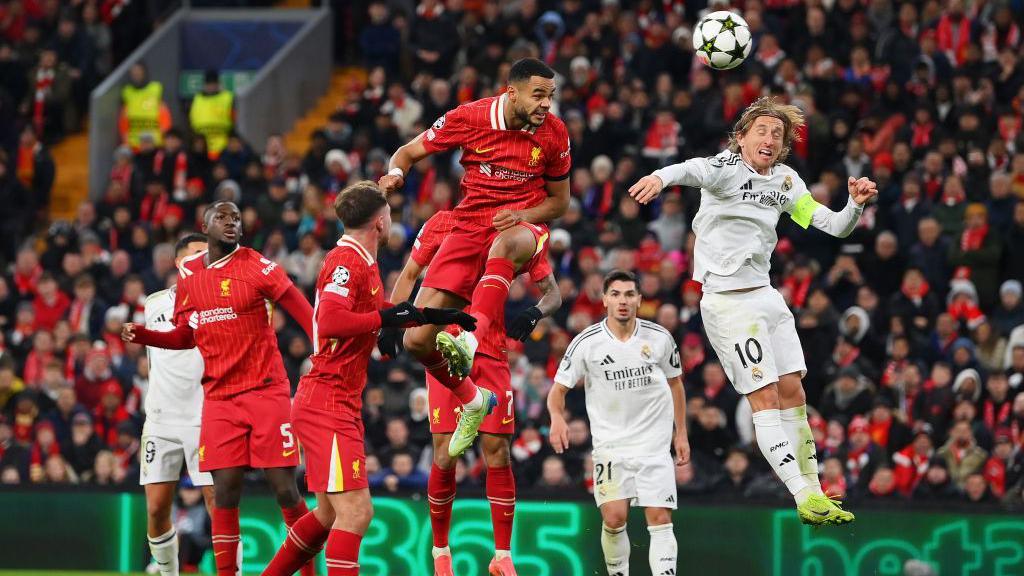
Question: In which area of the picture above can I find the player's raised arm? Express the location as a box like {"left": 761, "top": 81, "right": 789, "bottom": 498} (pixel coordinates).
{"left": 508, "top": 272, "right": 561, "bottom": 341}
{"left": 123, "top": 277, "right": 196, "bottom": 349}
{"left": 788, "top": 175, "right": 877, "bottom": 237}
{"left": 379, "top": 133, "right": 431, "bottom": 194}
{"left": 630, "top": 156, "right": 722, "bottom": 204}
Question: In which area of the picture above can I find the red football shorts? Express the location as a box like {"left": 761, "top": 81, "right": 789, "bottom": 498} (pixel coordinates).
{"left": 421, "top": 222, "right": 548, "bottom": 302}
{"left": 198, "top": 384, "right": 299, "bottom": 472}
{"left": 428, "top": 353, "right": 514, "bottom": 435}
{"left": 291, "top": 404, "right": 368, "bottom": 493}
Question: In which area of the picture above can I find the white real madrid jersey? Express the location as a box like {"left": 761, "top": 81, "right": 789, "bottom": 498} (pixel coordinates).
{"left": 555, "top": 319, "right": 682, "bottom": 459}
{"left": 143, "top": 287, "right": 205, "bottom": 427}
{"left": 653, "top": 150, "right": 863, "bottom": 293}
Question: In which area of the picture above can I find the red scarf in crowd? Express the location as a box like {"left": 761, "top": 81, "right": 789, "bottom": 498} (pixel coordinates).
{"left": 983, "top": 400, "right": 1011, "bottom": 431}
{"left": 960, "top": 224, "right": 989, "bottom": 251}
{"left": 911, "top": 121, "right": 934, "bottom": 149}
{"left": 154, "top": 149, "right": 187, "bottom": 194}
{"left": 984, "top": 456, "right": 1007, "bottom": 497}
{"left": 936, "top": 15, "right": 972, "bottom": 65}
{"left": 33, "top": 67, "right": 54, "bottom": 136}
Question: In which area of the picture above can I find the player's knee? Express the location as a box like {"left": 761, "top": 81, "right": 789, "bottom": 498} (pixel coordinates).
{"left": 433, "top": 448, "right": 455, "bottom": 470}
{"left": 747, "top": 383, "right": 781, "bottom": 412}
{"left": 602, "top": 513, "right": 627, "bottom": 530}
{"left": 778, "top": 373, "right": 806, "bottom": 405}
{"left": 146, "top": 498, "right": 172, "bottom": 521}
{"left": 403, "top": 328, "right": 432, "bottom": 357}
{"left": 646, "top": 508, "right": 672, "bottom": 526}
{"left": 350, "top": 498, "right": 374, "bottom": 530}
{"left": 271, "top": 483, "right": 300, "bottom": 507}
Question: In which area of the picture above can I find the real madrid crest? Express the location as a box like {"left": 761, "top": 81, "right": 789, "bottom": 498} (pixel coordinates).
{"left": 752, "top": 367, "right": 764, "bottom": 383}
{"left": 782, "top": 175, "right": 793, "bottom": 192}
{"left": 641, "top": 344, "right": 652, "bottom": 361}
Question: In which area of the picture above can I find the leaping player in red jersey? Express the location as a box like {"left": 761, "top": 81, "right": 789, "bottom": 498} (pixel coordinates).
{"left": 122, "top": 201, "right": 318, "bottom": 576}
{"left": 378, "top": 57, "right": 571, "bottom": 462}
{"left": 258, "top": 181, "right": 475, "bottom": 576}
{"left": 385, "top": 210, "right": 562, "bottom": 576}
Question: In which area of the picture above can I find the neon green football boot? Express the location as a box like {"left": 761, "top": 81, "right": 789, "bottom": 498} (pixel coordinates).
{"left": 448, "top": 387, "right": 497, "bottom": 457}
{"left": 435, "top": 329, "right": 478, "bottom": 379}
{"left": 797, "top": 493, "right": 856, "bottom": 526}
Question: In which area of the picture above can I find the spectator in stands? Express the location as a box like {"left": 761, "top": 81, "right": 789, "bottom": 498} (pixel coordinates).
{"left": 14, "top": 125, "right": 54, "bottom": 224}
{"left": 409, "top": 0, "right": 458, "bottom": 78}
{"left": 63, "top": 410, "right": 102, "bottom": 478}
{"left": 994, "top": 281, "right": 1024, "bottom": 338}
{"left": 535, "top": 455, "right": 572, "bottom": 491}
{"left": 893, "top": 426, "right": 934, "bottom": 496}
{"left": 712, "top": 448, "right": 753, "bottom": 496}
{"left": 370, "top": 450, "right": 427, "bottom": 493}
{"left": 21, "top": 48, "right": 75, "bottom": 142}
{"left": 939, "top": 420, "right": 989, "bottom": 487}
{"left": 963, "top": 473, "right": 996, "bottom": 503}
{"left": 188, "top": 70, "right": 233, "bottom": 160}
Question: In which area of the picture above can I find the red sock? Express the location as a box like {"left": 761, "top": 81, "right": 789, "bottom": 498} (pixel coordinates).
{"left": 265, "top": 509, "right": 329, "bottom": 576}
{"left": 211, "top": 507, "right": 240, "bottom": 576}
{"left": 487, "top": 465, "right": 516, "bottom": 552}
{"left": 428, "top": 463, "right": 458, "bottom": 547}
{"left": 470, "top": 258, "right": 516, "bottom": 336}
{"left": 325, "top": 529, "right": 362, "bottom": 575}
{"left": 420, "top": 349, "right": 478, "bottom": 404}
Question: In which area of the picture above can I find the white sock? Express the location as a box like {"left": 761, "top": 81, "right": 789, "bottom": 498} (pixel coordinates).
{"left": 648, "top": 523, "right": 677, "bottom": 576}
{"left": 236, "top": 539, "right": 243, "bottom": 576}
{"left": 147, "top": 528, "right": 178, "bottom": 576}
{"left": 464, "top": 387, "right": 484, "bottom": 411}
{"left": 601, "top": 523, "right": 630, "bottom": 576}
{"left": 432, "top": 545, "right": 451, "bottom": 559}
{"left": 780, "top": 405, "right": 824, "bottom": 495}
{"left": 752, "top": 409, "right": 810, "bottom": 501}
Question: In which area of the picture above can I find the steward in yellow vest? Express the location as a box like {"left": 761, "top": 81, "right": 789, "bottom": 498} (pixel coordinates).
{"left": 119, "top": 62, "right": 170, "bottom": 150}
{"left": 189, "top": 70, "right": 234, "bottom": 160}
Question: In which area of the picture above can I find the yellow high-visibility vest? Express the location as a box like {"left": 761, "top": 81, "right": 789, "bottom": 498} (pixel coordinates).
{"left": 122, "top": 81, "right": 163, "bottom": 148}
{"left": 190, "top": 90, "right": 234, "bottom": 158}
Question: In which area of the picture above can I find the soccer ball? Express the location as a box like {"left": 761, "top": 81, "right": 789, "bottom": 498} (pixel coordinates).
{"left": 693, "top": 11, "right": 752, "bottom": 71}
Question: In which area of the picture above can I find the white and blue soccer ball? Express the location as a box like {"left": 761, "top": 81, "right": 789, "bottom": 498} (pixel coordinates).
{"left": 693, "top": 11, "right": 753, "bottom": 71}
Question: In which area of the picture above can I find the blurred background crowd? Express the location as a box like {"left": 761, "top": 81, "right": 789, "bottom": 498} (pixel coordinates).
{"left": 1, "top": 0, "right": 1024, "bottom": 515}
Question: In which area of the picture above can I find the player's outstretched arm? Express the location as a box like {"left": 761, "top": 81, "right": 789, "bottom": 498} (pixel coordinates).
{"left": 546, "top": 383, "right": 571, "bottom": 454}
{"left": 668, "top": 375, "right": 690, "bottom": 466}
{"left": 275, "top": 284, "right": 314, "bottom": 340}
{"left": 121, "top": 321, "right": 195, "bottom": 350}
{"left": 508, "top": 273, "right": 561, "bottom": 341}
{"left": 379, "top": 134, "right": 432, "bottom": 194}
{"left": 630, "top": 157, "right": 721, "bottom": 205}
{"left": 793, "top": 176, "right": 877, "bottom": 238}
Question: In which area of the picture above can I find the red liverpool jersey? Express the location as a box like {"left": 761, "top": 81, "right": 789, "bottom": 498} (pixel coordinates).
{"left": 294, "top": 235, "right": 384, "bottom": 414}
{"left": 410, "top": 210, "right": 456, "bottom": 267}
{"left": 174, "top": 246, "right": 293, "bottom": 399}
{"left": 420, "top": 93, "right": 571, "bottom": 230}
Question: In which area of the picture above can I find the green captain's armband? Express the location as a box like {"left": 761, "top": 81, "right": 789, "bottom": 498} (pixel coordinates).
{"left": 790, "top": 194, "right": 822, "bottom": 229}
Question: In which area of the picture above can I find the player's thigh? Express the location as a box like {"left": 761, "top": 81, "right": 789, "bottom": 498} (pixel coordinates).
{"left": 700, "top": 289, "right": 779, "bottom": 394}
{"left": 593, "top": 454, "right": 637, "bottom": 511}
{"left": 140, "top": 423, "right": 187, "bottom": 485}
{"left": 421, "top": 230, "right": 495, "bottom": 302}
{"left": 178, "top": 424, "right": 213, "bottom": 487}
{"left": 295, "top": 406, "right": 368, "bottom": 494}
{"left": 476, "top": 354, "right": 515, "bottom": 436}
{"left": 766, "top": 288, "right": 807, "bottom": 380}
{"left": 490, "top": 224, "right": 541, "bottom": 266}
{"left": 245, "top": 387, "right": 299, "bottom": 469}
{"left": 634, "top": 453, "right": 678, "bottom": 510}
{"left": 198, "top": 397, "right": 250, "bottom": 472}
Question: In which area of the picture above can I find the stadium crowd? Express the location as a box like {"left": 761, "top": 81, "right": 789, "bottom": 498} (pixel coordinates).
{"left": 1, "top": 0, "right": 1024, "bottom": 514}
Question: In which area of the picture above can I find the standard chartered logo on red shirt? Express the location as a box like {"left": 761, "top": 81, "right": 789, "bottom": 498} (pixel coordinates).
{"left": 198, "top": 307, "right": 238, "bottom": 325}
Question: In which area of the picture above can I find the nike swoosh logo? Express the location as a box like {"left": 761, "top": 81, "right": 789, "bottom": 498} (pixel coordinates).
{"left": 430, "top": 508, "right": 444, "bottom": 515}
{"left": 398, "top": 311, "right": 409, "bottom": 316}
{"left": 156, "top": 561, "right": 170, "bottom": 565}
{"left": 811, "top": 509, "right": 830, "bottom": 517}
{"left": 282, "top": 449, "right": 296, "bottom": 457}
{"left": 371, "top": 287, "right": 380, "bottom": 295}
{"left": 503, "top": 512, "right": 514, "bottom": 516}
{"left": 502, "top": 417, "right": 514, "bottom": 424}
{"left": 474, "top": 146, "right": 495, "bottom": 154}
{"left": 214, "top": 551, "right": 227, "bottom": 556}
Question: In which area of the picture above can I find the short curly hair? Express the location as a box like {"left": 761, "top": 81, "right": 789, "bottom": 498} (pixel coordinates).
{"left": 727, "top": 96, "right": 805, "bottom": 165}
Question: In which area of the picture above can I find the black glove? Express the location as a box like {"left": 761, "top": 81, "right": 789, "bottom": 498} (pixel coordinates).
{"left": 377, "top": 327, "right": 403, "bottom": 359}
{"left": 379, "top": 301, "right": 427, "bottom": 328}
{"left": 422, "top": 307, "right": 478, "bottom": 331}
{"left": 507, "top": 306, "right": 543, "bottom": 341}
